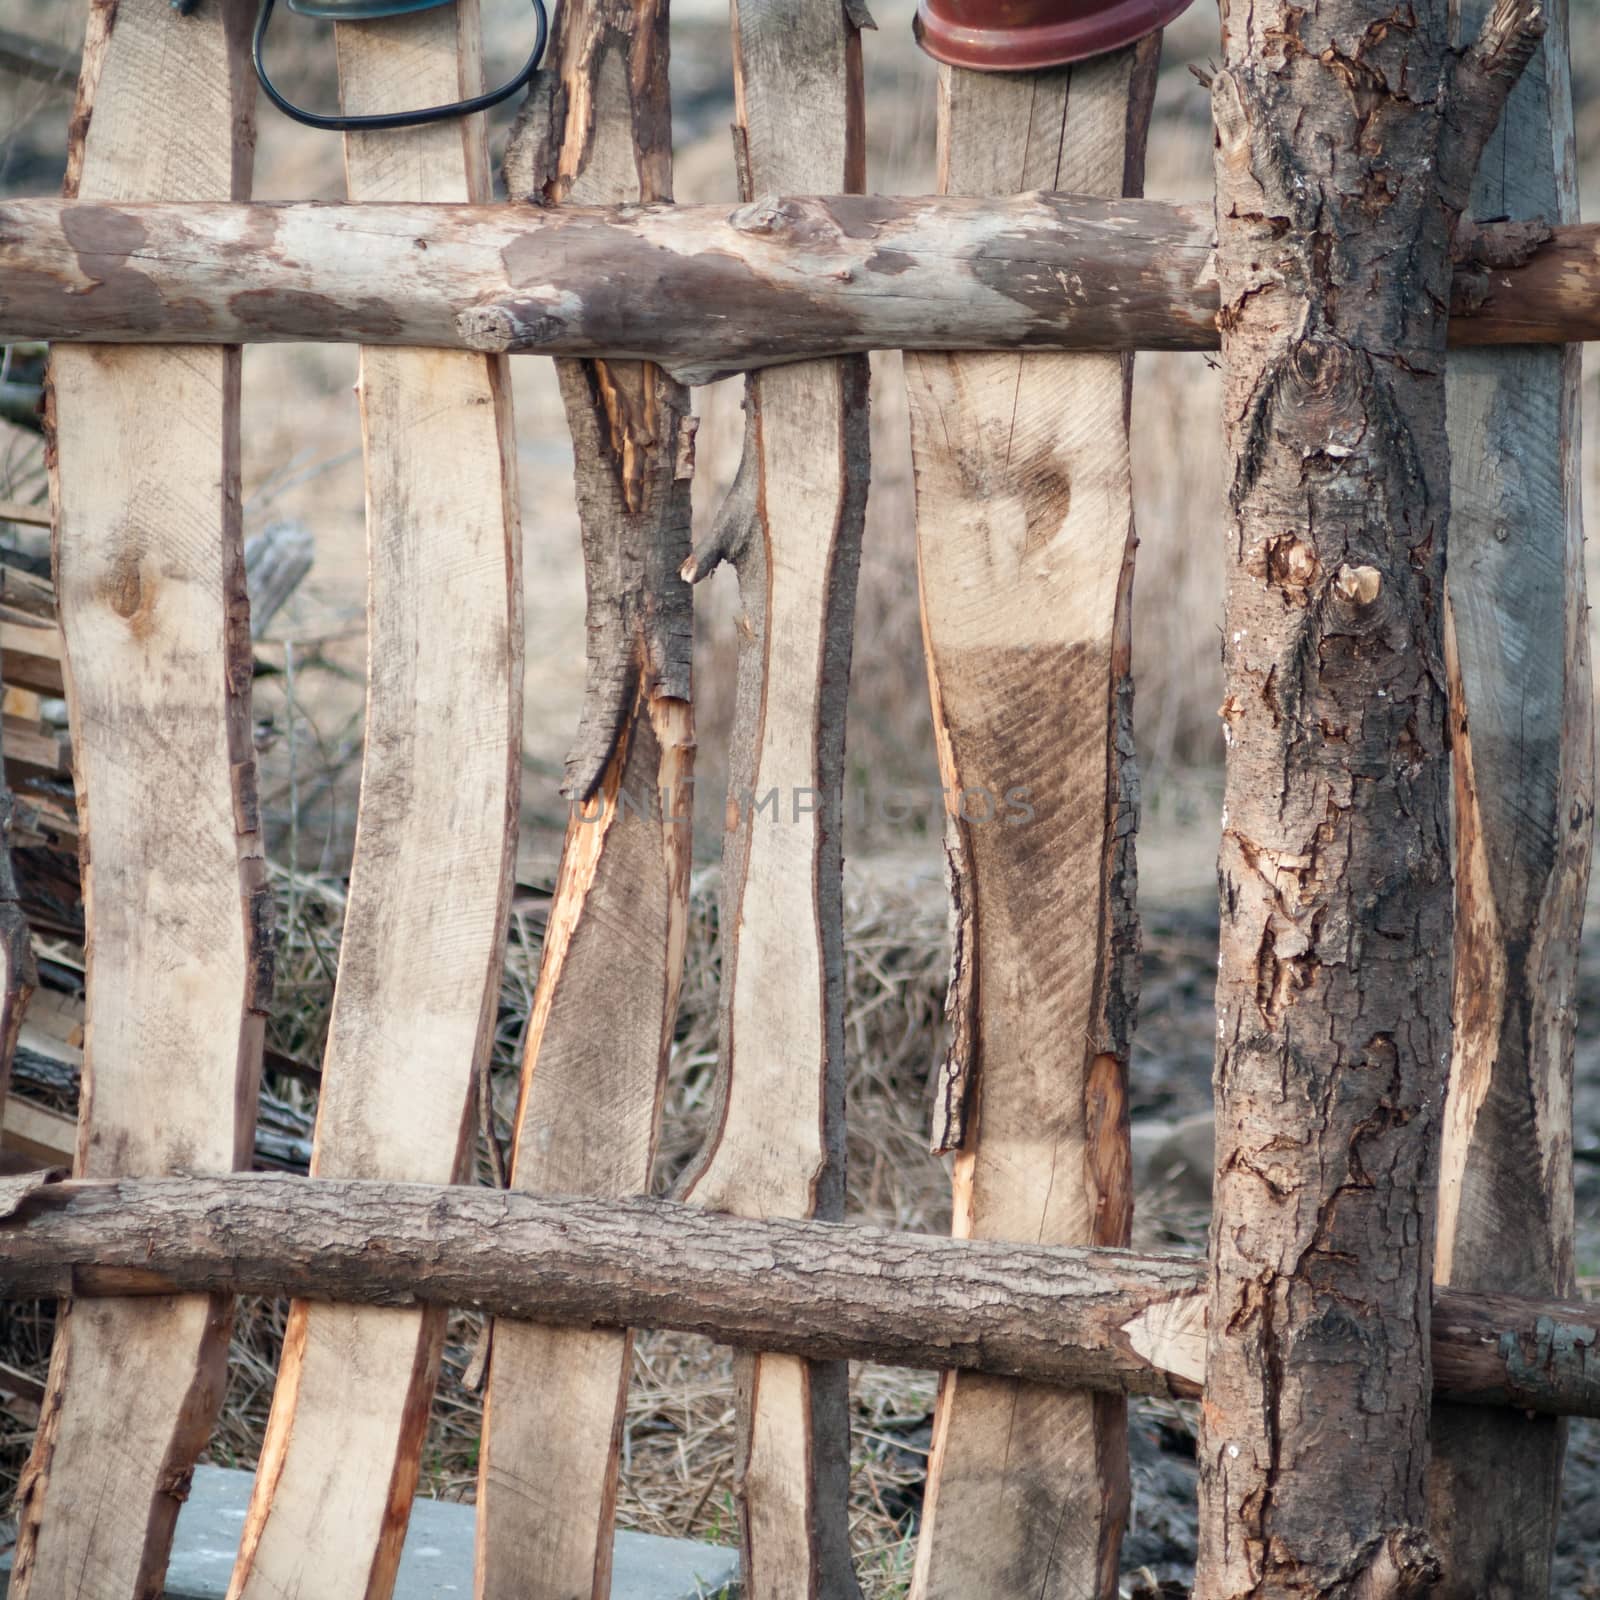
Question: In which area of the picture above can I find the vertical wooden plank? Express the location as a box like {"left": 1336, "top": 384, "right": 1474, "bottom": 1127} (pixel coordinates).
{"left": 228, "top": 10, "right": 521, "bottom": 1600}
{"left": 675, "top": 3, "right": 869, "bottom": 1595}
{"left": 9, "top": 4, "right": 264, "bottom": 1597}
{"left": 905, "top": 44, "right": 1155, "bottom": 1600}
{"left": 1430, "top": 0, "right": 1591, "bottom": 1592}
{"left": 475, "top": 4, "right": 694, "bottom": 1597}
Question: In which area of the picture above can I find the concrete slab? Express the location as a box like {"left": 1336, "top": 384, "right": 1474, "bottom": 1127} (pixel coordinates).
{"left": 1, "top": 1465, "right": 740, "bottom": 1599}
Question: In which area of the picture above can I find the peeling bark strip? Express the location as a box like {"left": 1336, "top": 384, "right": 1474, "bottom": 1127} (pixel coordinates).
{"left": 474, "top": 6, "right": 693, "bottom": 1599}
{"left": 1429, "top": 1, "right": 1592, "bottom": 1593}
{"left": 5, "top": 195, "right": 1596, "bottom": 374}
{"left": 674, "top": 5, "right": 868, "bottom": 1596}
{"left": 9, "top": 5, "right": 265, "bottom": 1599}
{"left": 4, "top": 1174, "right": 1600, "bottom": 1419}
{"left": 1197, "top": 1, "right": 1546, "bottom": 1596}
{"left": 905, "top": 43, "right": 1153, "bottom": 1600}
{"left": 229, "top": 12, "right": 521, "bottom": 1600}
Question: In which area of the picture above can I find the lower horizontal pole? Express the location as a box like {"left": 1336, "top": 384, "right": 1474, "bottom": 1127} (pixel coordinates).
{"left": 0, "top": 1172, "right": 1595, "bottom": 1417}
{"left": 0, "top": 196, "right": 1591, "bottom": 383}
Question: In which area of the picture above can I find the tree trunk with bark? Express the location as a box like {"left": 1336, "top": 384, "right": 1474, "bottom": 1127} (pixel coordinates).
{"left": 1197, "top": 0, "right": 1546, "bottom": 1595}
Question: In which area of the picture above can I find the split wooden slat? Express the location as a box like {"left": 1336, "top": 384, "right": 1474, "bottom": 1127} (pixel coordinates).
{"left": 905, "top": 43, "right": 1156, "bottom": 1600}
{"left": 228, "top": 8, "right": 520, "bottom": 1600}
{"left": 474, "top": 4, "right": 694, "bottom": 1597}
{"left": 675, "top": 2, "right": 870, "bottom": 1595}
{"left": 1431, "top": 0, "right": 1592, "bottom": 1592}
{"left": 8, "top": 4, "right": 265, "bottom": 1598}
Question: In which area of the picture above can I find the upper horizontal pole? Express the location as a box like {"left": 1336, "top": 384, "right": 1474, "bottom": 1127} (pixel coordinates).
{"left": 0, "top": 194, "right": 1588, "bottom": 384}
{"left": 2, "top": 1170, "right": 1599, "bottom": 1420}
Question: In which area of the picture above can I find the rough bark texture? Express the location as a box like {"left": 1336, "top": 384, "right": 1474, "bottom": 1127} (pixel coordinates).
{"left": 1197, "top": 1, "right": 1546, "bottom": 1596}
{"left": 3, "top": 196, "right": 1592, "bottom": 375}
{"left": 672, "top": 6, "right": 869, "bottom": 1596}
{"left": 229, "top": 12, "right": 521, "bottom": 1600}
{"left": 2, "top": 1174, "right": 1599, "bottom": 1420}
{"left": 904, "top": 42, "right": 1154, "bottom": 1600}
{"left": 1428, "top": 0, "right": 1591, "bottom": 1593}
{"left": 474, "top": 6, "right": 693, "bottom": 1598}
{"left": 9, "top": 5, "right": 265, "bottom": 1598}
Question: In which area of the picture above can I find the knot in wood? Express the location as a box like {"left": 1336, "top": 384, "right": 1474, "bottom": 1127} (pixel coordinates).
{"left": 730, "top": 194, "right": 799, "bottom": 236}
{"left": 455, "top": 303, "right": 517, "bottom": 353}
{"left": 1265, "top": 533, "right": 1319, "bottom": 590}
{"left": 457, "top": 299, "right": 563, "bottom": 354}
{"left": 1288, "top": 335, "right": 1355, "bottom": 397}
{"left": 1334, "top": 564, "right": 1382, "bottom": 606}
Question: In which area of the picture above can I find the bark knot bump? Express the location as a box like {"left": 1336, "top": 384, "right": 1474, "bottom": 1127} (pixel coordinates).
{"left": 456, "top": 303, "right": 517, "bottom": 353}
{"left": 1347, "top": 1526, "right": 1441, "bottom": 1600}
{"left": 1335, "top": 565, "right": 1382, "bottom": 605}
{"left": 731, "top": 194, "right": 794, "bottom": 236}
{"left": 1266, "top": 534, "right": 1319, "bottom": 591}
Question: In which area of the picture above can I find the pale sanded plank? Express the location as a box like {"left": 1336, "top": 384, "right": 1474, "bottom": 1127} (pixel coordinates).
{"left": 228, "top": 11, "right": 520, "bottom": 1600}
{"left": 673, "top": 4, "right": 868, "bottom": 1597}
{"left": 906, "top": 47, "right": 1155, "bottom": 1600}
{"left": 475, "top": 5, "right": 693, "bottom": 1596}
{"left": 9, "top": 6, "right": 264, "bottom": 1599}
{"left": 1429, "top": 2, "right": 1590, "bottom": 1593}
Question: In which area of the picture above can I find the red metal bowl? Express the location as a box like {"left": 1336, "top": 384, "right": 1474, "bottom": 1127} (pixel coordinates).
{"left": 915, "top": 0, "right": 1197, "bottom": 69}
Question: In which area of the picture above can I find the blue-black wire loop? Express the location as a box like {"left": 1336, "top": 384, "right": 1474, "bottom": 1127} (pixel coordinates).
{"left": 251, "top": 0, "right": 548, "bottom": 133}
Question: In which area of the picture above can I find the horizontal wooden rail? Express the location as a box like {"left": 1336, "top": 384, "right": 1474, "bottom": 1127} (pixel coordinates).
{"left": 1, "top": 197, "right": 1591, "bottom": 382}
{"left": 0, "top": 27, "right": 78, "bottom": 90}
{"left": 1, "top": 1172, "right": 1596, "bottom": 1419}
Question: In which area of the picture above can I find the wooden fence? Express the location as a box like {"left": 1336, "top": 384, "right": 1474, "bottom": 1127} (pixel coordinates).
{"left": 0, "top": 0, "right": 1592, "bottom": 1597}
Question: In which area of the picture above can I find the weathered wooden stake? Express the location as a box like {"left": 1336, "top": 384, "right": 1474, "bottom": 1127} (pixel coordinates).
{"left": 474, "top": 4, "right": 694, "bottom": 1597}
{"left": 9, "top": 5, "right": 266, "bottom": 1598}
{"left": 676, "top": 3, "right": 870, "bottom": 1594}
{"left": 1198, "top": 0, "right": 1547, "bottom": 1593}
{"left": 1430, "top": 0, "right": 1593, "bottom": 1592}
{"left": 905, "top": 39, "right": 1154, "bottom": 1600}
{"left": 228, "top": 9, "right": 521, "bottom": 1600}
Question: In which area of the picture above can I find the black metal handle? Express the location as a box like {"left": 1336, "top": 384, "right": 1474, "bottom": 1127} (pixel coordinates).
{"left": 251, "top": 0, "right": 548, "bottom": 133}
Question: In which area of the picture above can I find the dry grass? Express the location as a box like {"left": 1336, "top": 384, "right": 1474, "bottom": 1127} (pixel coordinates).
{"left": 0, "top": 839, "right": 1220, "bottom": 1591}
{"left": 0, "top": 850, "right": 963, "bottom": 1591}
